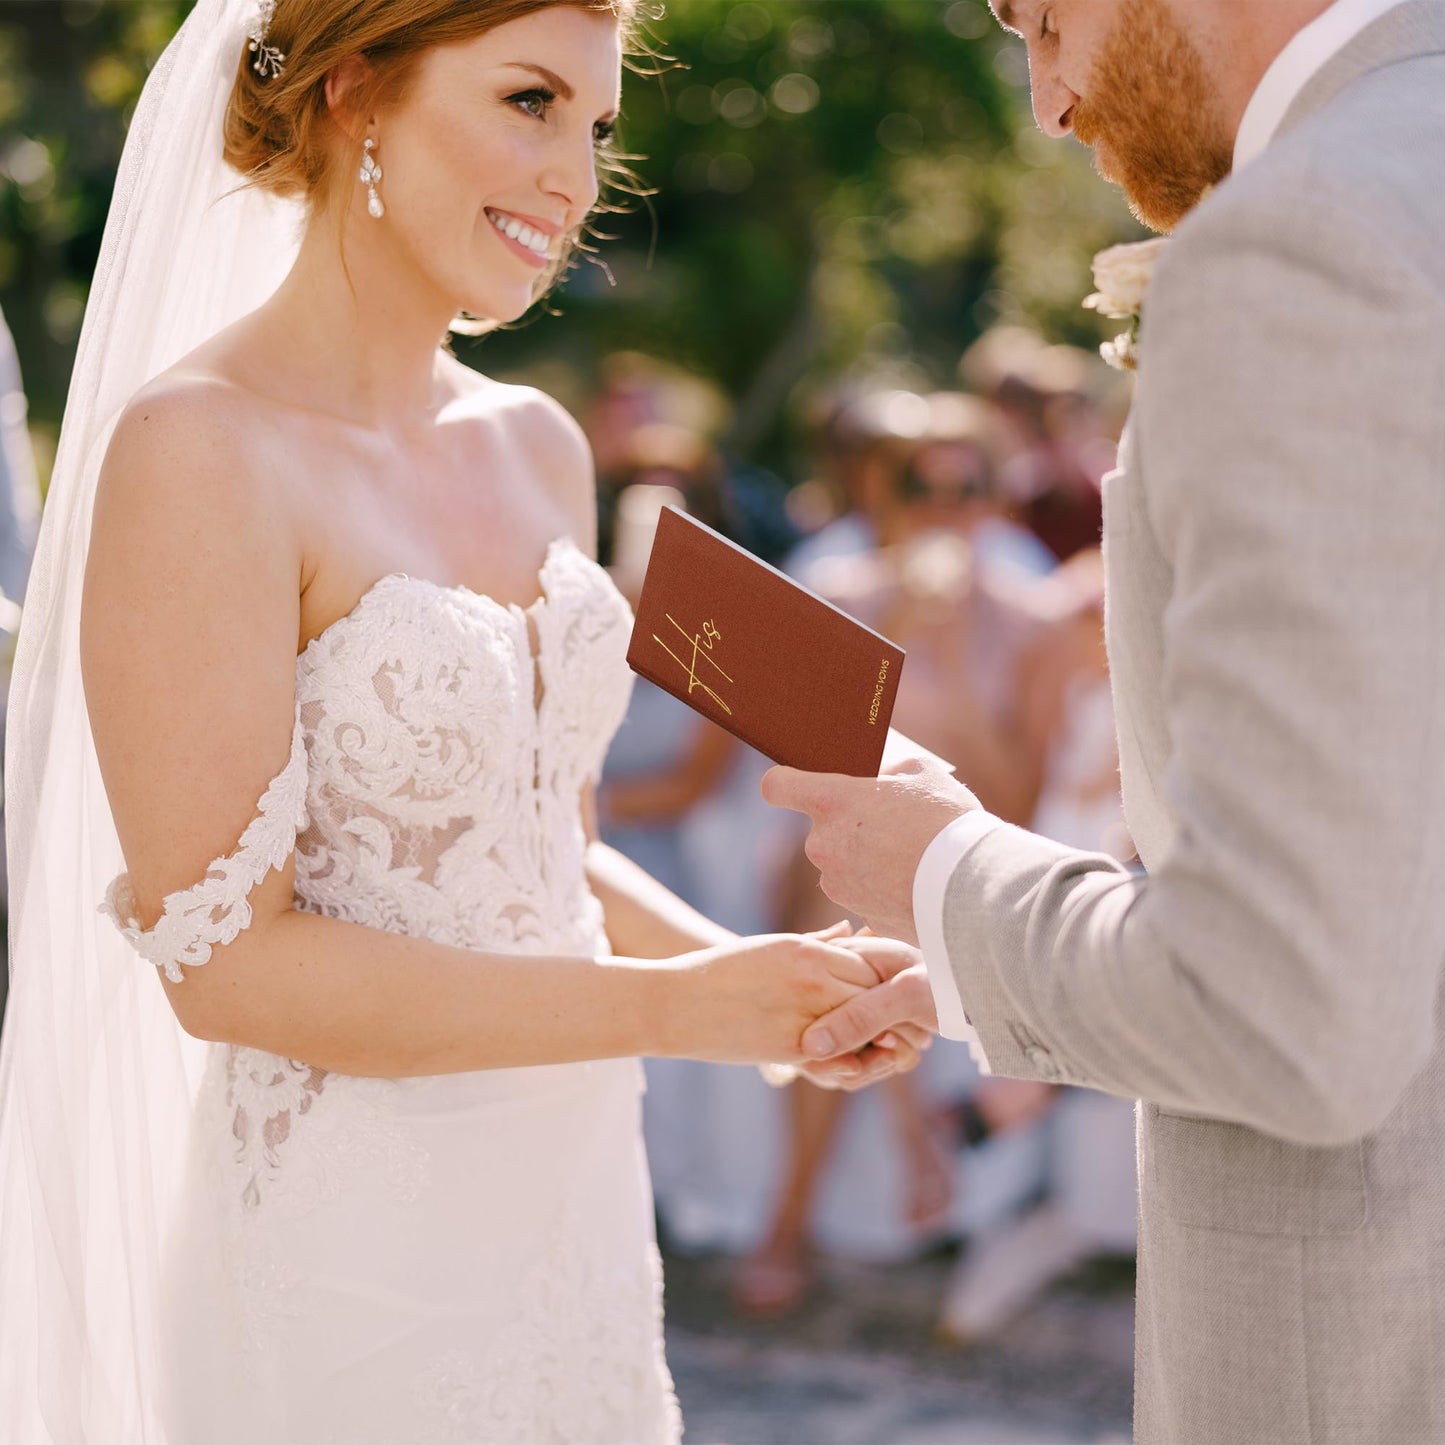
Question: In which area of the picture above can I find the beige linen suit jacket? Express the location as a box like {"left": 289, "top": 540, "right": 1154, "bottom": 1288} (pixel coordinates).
{"left": 937, "top": 6, "right": 1445, "bottom": 1440}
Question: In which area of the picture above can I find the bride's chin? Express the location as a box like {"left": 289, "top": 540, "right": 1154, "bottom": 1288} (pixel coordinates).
{"left": 464, "top": 289, "right": 530, "bottom": 325}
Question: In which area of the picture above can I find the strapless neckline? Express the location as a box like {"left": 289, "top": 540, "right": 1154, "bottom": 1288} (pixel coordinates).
{"left": 295, "top": 533, "right": 583, "bottom": 671}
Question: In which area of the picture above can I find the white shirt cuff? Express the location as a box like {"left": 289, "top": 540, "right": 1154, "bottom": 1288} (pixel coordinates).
{"left": 911, "top": 811, "right": 1002, "bottom": 1071}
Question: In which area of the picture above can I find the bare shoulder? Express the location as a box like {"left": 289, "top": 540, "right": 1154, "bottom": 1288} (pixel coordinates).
{"left": 97, "top": 365, "right": 297, "bottom": 557}
{"left": 84, "top": 360, "right": 303, "bottom": 722}
{"left": 441, "top": 359, "right": 596, "bottom": 553}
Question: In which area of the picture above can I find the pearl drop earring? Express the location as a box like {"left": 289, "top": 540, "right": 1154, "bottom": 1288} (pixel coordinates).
{"left": 360, "top": 138, "right": 384, "bottom": 219}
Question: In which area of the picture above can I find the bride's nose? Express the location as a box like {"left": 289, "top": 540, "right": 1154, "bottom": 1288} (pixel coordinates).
{"left": 540, "top": 129, "right": 601, "bottom": 226}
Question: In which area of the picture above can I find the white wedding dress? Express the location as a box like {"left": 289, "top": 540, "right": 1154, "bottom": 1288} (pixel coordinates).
{"left": 100, "top": 535, "right": 682, "bottom": 1444}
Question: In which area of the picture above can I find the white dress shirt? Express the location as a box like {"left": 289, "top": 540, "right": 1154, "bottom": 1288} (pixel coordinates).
{"left": 1233, "top": 0, "right": 1415, "bottom": 170}
{"left": 911, "top": 0, "right": 1415, "bottom": 1059}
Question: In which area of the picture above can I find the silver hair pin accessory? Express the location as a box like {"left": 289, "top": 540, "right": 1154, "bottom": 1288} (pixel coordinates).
{"left": 247, "top": 0, "right": 286, "bottom": 79}
{"left": 360, "top": 138, "right": 385, "bottom": 218}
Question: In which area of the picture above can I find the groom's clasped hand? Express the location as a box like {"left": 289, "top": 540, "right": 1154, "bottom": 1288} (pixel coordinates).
{"left": 681, "top": 926, "right": 933, "bottom": 1085}
{"left": 792, "top": 930, "right": 938, "bottom": 1092}
{"left": 757, "top": 756, "right": 984, "bottom": 1089}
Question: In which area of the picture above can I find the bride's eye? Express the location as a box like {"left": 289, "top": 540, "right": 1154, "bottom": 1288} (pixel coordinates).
{"left": 506, "top": 86, "right": 555, "bottom": 120}
{"left": 593, "top": 118, "right": 617, "bottom": 146}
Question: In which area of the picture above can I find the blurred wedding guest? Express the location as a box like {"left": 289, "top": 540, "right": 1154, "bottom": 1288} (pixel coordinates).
{"left": 632, "top": 398, "right": 970, "bottom": 1268}
{"left": 0, "top": 306, "right": 40, "bottom": 609}
{"left": 936, "top": 548, "right": 1137, "bottom": 1343}
{"left": 788, "top": 389, "right": 1055, "bottom": 595}
{"left": 614, "top": 422, "right": 727, "bottom": 537}
{"left": 1017, "top": 549, "right": 1132, "bottom": 861}
{"left": 783, "top": 387, "right": 927, "bottom": 581}
{"left": 599, "top": 482, "right": 774, "bottom": 1252}
{"left": 910, "top": 393, "right": 1057, "bottom": 582}
{"left": 585, "top": 354, "right": 660, "bottom": 563}
{"left": 583, "top": 352, "right": 729, "bottom": 566}
{"left": 0, "top": 302, "right": 40, "bottom": 1009}
{"left": 585, "top": 353, "right": 680, "bottom": 566}
{"left": 818, "top": 400, "right": 1058, "bottom": 821}
{"left": 961, "top": 327, "right": 1116, "bottom": 564}
{"left": 735, "top": 430, "right": 1063, "bottom": 1314}
{"left": 598, "top": 482, "right": 737, "bottom": 903}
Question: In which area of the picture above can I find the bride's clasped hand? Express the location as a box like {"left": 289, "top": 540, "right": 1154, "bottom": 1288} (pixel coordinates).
{"left": 649, "top": 928, "right": 930, "bottom": 1071}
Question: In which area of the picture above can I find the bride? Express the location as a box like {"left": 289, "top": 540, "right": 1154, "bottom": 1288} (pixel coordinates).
{"left": 0, "top": 1, "right": 926, "bottom": 1441}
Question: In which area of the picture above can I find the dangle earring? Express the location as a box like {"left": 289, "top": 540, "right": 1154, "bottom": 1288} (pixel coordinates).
{"left": 360, "top": 138, "right": 384, "bottom": 219}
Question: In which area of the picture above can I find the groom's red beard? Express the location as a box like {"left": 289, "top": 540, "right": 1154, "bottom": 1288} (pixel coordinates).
{"left": 1072, "top": 0, "right": 1234, "bottom": 234}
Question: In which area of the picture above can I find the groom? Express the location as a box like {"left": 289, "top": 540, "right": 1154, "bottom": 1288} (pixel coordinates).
{"left": 767, "top": 1, "right": 1445, "bottom": 1441}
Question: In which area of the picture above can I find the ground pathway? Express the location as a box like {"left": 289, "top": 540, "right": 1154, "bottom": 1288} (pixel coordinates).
{"left": 663, "top": 1248, "right": 1135, "bottom": 1445}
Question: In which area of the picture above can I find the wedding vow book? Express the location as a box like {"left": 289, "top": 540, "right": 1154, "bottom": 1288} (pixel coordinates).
{"left": 625, "top": 507, "right": 906, "bottom": 776}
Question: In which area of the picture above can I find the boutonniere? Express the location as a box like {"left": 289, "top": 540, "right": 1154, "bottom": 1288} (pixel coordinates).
{"left": 1084, "top": 238, "right": 1167, "bottom": 372}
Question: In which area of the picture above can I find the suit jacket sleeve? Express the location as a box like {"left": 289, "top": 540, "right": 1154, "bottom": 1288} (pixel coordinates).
{"left": 940, "top": 184, "right": 1445, "bottom": 1147}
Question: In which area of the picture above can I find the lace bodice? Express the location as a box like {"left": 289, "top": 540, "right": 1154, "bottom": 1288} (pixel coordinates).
{"left": 102, "top": 535, "right": 636, "bottom": 977}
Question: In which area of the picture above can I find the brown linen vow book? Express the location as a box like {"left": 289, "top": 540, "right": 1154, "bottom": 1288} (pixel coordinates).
{"left": 625, "top": 507, "right": 906, "bottom": 777}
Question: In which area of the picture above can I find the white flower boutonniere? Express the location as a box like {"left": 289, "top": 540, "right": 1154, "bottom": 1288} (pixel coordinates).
{"left": 1084, "top": 237, "right": 1167, "bottom": 372}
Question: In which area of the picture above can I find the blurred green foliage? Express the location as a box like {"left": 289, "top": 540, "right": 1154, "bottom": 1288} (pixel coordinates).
{"left": 0, "top": 0, "right": 1141, "bottom": 479}
{"left": 0, "top": 0, "right": 190, "bottom": 468}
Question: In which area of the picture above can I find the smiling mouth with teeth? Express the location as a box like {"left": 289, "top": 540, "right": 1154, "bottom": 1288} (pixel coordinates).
{"left": 486, "top": 208, "right": 553, "bottom": 260}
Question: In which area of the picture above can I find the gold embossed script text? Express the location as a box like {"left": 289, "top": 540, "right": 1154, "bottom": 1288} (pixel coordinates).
{"left": 653, "top": 615, "right": 734, "bottom": 716}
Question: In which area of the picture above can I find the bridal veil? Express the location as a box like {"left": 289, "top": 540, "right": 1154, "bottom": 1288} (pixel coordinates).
{"left": 0, "top": 2, "right": 302, "bottom": 1436}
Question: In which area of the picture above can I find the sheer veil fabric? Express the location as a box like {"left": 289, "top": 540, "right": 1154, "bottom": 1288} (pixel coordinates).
{"left": 0, "top": 2, "right": 303, "bottom": 1437}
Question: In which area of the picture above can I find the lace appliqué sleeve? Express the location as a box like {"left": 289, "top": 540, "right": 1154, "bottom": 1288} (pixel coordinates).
{"left": 99, "top": 707, "right": 309, "bottom": 983}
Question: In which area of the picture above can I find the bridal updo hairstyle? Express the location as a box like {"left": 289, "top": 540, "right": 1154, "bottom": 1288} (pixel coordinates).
{"left": 222, "top": 0, "right": 641, "bottom": 308}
